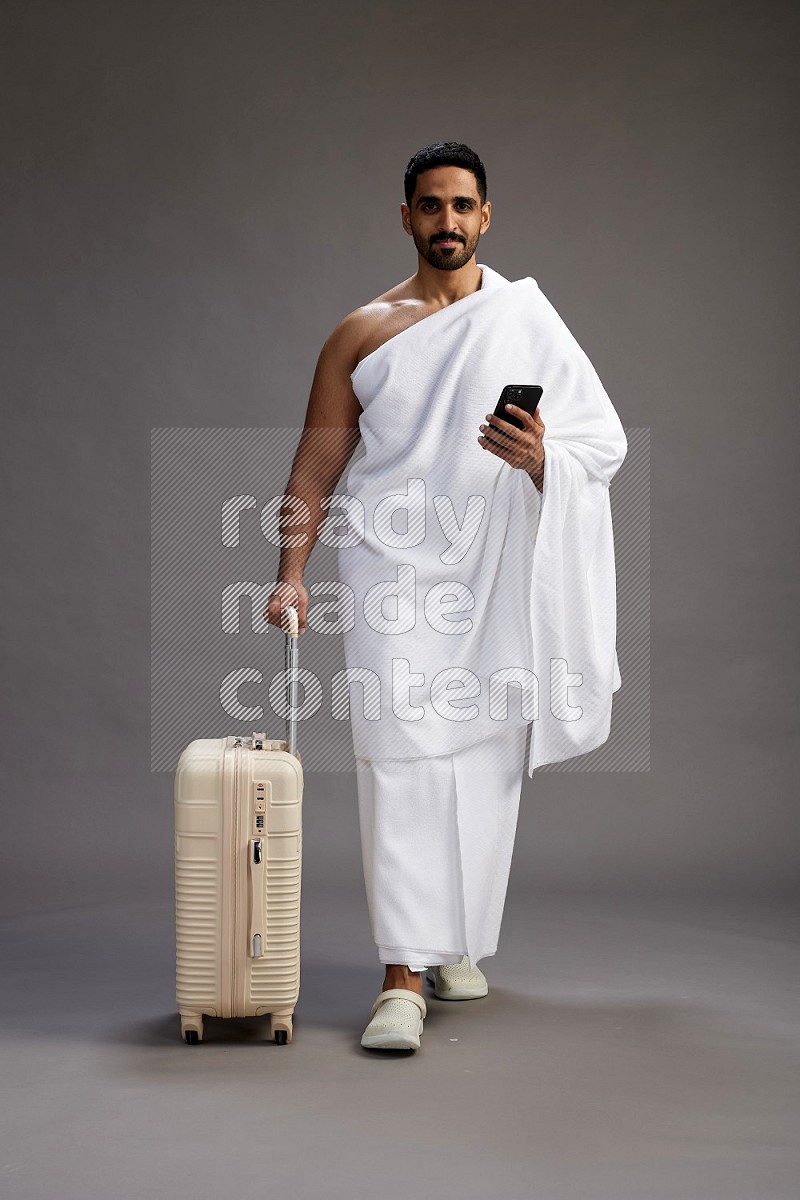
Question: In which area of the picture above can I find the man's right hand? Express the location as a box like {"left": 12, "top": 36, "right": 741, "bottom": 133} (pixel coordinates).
{"left": 263, "top": 579, "right": 309, "bottom": 635}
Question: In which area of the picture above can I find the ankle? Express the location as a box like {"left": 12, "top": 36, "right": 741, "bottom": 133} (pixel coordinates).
{"left": 382, "top": 964, "right": 424, "bottom": 994}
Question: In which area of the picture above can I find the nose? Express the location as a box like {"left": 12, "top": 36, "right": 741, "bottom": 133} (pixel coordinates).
{"left": 437, "top": 204, "right": 463, "bottom": 234}
{"left": 436, "top": 217, "right": 463, "bottom": 239}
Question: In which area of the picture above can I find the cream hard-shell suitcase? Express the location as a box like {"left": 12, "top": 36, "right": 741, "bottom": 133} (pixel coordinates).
{"left": 174, "top": 607, "right": 303, "bottom": 1045}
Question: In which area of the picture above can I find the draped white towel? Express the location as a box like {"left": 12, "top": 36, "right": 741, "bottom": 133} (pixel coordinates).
{"left": 337, "top": 263, "right": 627, "bottom": 776}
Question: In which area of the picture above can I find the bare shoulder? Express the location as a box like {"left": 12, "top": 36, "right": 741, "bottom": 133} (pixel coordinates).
{"left": 302, "top": 279, "right": 424, "bottom": 428}
{"left": 333, "top": 277, "right": 429, "bottom": 367}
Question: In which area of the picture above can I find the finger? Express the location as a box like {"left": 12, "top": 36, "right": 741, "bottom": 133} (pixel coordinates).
{"left": 296, "top": 597, "right": 308, "bottom": 634}
{"left": 489, "top": 411, "right": 543, "bottom": 450}
{"left": 502, "top": 402, "right": 538, "bottom": 429}
{"left": 486, "top": 414, "right": 538, "bottom": 450}
{"left": 479, "top": 429, "right": 511, "bottom": 453}
{"left": 285, "top": 592, "right": 309, "bottom": 636}
{"left": 481, "top": 420, "right": 537, "bottom": 458}
{"left": 478, "top": 434, "right": 515, "bottom": 462}
{"left": 480, "top": 428, "right": 537, "bottom": 470}
{"left": 482, "top": 415, "right": 519, "bottom": 443}
{"left": 264, "top": 599, "right": 281, "bottom": 625}
{"left": 478, "top": 433, "right": 503, "bottom": 456}
{"left": 265, "top": 588, "right": 298, "bottom": 626}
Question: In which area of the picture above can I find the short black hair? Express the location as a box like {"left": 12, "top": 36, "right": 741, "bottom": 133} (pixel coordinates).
{"left": 404, "top": 142, "right": 487, "bottom": 208}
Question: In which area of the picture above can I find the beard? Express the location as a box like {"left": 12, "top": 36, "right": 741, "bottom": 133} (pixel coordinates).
{"left": 412, "top": 227, "right": 481, "bottom": 272}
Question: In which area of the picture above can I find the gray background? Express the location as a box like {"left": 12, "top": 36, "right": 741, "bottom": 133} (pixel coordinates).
{"left": 3, "top": 0, "right": 797, "bottom": 910}
{"left": 2, "top": 2, "right": 799, "bottom": 1197}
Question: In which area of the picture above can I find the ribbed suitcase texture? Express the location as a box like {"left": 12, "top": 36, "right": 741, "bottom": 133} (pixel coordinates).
{"left": 174, "top": 611, "right": 303, "bottom": 1044}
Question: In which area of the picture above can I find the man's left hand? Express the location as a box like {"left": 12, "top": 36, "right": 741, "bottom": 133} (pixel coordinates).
{"left": 478, "top": 403, "right": 546, "bottom": 493}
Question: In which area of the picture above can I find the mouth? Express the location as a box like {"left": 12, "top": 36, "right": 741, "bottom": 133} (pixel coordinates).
{"left": 434, "top": 239, "right": 461, "bottom": 247}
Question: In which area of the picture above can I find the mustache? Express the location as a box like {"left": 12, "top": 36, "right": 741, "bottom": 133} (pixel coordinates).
{"left": 432, "top": 235, "right": 464, "bottom": 244}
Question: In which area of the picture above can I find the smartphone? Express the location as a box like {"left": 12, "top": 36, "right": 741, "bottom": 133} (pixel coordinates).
{"left": 483, "top": 385, "right": 543, "bottom": 449}
{"left": 492, "top": 384, "right": 543, "bottom": 429}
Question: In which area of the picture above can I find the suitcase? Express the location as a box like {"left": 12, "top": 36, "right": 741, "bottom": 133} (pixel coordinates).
{"left": 174, "top": 605, "right": 303, "bottom": 1045}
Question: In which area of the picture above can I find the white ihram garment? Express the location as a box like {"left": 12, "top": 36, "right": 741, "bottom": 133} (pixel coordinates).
{"left": 356, "top": 722, "right": 528, "bottom": 971}
{"left": 339, "top": 263, "right": 627, "bottom": 968}
{"left": 338, "top": 263, "right": 627, "bottom": 773}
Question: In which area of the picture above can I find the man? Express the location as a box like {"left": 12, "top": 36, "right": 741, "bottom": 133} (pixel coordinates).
{"left": 264, "top": 142, "right": 627, "bottom": 1051}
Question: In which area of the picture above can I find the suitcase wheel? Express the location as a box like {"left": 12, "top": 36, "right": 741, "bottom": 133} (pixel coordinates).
{"left": 180, "top": 1013, "right": 204, "bottom": 1044}
{"left": 270, "top": 1011, "right": 294, "bottom": 1044}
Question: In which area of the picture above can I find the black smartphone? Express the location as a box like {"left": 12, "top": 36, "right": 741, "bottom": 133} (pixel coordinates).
{"left": 492, "top": 384, "right": 543, "bottom": 429}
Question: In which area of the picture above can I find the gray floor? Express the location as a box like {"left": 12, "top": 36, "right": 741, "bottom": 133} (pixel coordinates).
{"left": 2, "top": 889, "right": 799, "bottom": 1199}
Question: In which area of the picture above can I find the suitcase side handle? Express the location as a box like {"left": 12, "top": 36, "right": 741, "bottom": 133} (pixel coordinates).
{"left": 249, "top": 838, "right": 266, "bottom": 957}
{"left": 284, "top": 605, "right": 299, "bottom": 756}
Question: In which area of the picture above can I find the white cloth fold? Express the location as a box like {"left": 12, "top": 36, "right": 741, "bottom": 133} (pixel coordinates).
{"left": 338, "top": 263, "right": 627, "bottom": 775}
{"left": 355, "top": 722, "right": 528, "bottom": 970}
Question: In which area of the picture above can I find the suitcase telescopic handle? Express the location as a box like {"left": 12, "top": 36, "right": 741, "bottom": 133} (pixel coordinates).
{"left": 283, "top": 604, "right": 299, "bottom": 756}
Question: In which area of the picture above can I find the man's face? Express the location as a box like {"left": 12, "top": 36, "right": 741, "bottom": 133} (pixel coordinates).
{"left": 402, "top": 166, "right": 491, "bottom": 272}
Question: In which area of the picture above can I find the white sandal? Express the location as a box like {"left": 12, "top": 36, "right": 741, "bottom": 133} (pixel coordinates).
{"left": 360, "top": 988, "right": 427, "bottom": 1050}
{"left": 426, "top": 955, "right": 489, "bottom": 1000}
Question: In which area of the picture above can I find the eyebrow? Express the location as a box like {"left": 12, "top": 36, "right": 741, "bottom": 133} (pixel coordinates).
{"left": 414, "top": 194, "right": 477, "bottom": 207}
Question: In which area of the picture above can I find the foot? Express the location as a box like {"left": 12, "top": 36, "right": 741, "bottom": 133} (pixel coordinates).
{"left": 426, "top": 954, "right": 489, "bottom": 1000}
{"left": 361, "top": 989, "right": 427, "bottom": 1051}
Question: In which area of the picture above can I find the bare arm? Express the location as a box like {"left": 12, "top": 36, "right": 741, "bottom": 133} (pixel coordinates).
{"left": 264, "top": 314, "right": 363, "bottom": 633}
